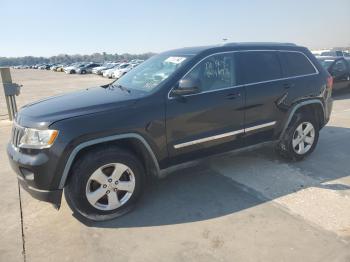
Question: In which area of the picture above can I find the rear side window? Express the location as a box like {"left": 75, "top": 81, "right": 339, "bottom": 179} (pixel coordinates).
{"left": 237, "top": 51, "right": 282, "bottom": 85}
{"left": 280, "top": 52, "right": 316, "bottom": 77}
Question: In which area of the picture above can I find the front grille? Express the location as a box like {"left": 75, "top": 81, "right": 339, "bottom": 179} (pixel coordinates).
{"left": 11, "top": 124, "right": 24, "bottom": 148}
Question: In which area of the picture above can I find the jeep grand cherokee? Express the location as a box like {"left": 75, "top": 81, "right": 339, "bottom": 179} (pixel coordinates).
{"left": 7, "top": 42, "right": 333, "bottom": 221}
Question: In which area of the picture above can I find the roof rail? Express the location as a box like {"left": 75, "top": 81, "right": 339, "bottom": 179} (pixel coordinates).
{"left": 223, "top": 42, "right": 297, "bottom": 47}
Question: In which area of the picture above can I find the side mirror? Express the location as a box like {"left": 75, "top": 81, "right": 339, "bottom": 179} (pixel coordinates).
{"left": 172, "top": 79, "right": 201, "bottom": 96}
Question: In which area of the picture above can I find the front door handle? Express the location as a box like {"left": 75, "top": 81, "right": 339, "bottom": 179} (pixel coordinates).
{"left": 226, "top": 92, "right": 241, "bottom": 99}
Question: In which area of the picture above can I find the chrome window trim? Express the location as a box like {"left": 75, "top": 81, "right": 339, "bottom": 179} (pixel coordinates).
{"left": 173, "top": 121, "right": 276, "bottom": 149}
{"left": 168, "top": 49, "right": 319, "bottom": 99}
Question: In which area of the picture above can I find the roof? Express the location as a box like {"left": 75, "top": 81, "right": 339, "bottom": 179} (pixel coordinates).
{"left": 162, "top": 42, "right": 302, "bottom": 56}
{"left": 223, "top": 42, "right": 297, "bottom": 47}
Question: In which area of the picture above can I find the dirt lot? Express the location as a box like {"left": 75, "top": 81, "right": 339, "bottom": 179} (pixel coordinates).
{"left": 0, "top": 69, "right": 111, "bottom": 120}
{"left": 1, "top": 69, "right": 350, "bottom": 262}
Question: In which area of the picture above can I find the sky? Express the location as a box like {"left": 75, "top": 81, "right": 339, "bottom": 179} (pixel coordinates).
{"left": 0, "top": 0, "right": 349, "bottom": 57}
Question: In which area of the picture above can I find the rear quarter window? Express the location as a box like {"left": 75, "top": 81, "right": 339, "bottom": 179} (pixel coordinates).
{"left": 280, "top": 52, "right": 317, "bottom": 77}
{"left": 236, "top": 51, "right": 282, "bottom": 85}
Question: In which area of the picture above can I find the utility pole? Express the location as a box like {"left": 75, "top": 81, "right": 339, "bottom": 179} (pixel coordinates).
{"left": 0, "top": 68, "right": 21, "bottom": 121}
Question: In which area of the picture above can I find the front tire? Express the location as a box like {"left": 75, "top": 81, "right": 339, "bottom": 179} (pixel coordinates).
{"left": 65, "top": 147, "right": 146, "bottom": 221}
{"left": 277, "top": 113, "right": 319, "bottom": 161}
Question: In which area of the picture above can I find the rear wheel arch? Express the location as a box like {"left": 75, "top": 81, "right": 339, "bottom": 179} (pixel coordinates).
{"left": 279, "top": 100, "right": 325, "bottom": 140}
{"left": 59, "top": 134, "right": 160, "bottom": 189}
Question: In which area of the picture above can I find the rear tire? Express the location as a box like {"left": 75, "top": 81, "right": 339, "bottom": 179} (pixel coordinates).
{"left": 65, "top": 147, "right": 146, "bottom": 222}
{"left": 276, "top": 112, "right": 319, "bottom": 161}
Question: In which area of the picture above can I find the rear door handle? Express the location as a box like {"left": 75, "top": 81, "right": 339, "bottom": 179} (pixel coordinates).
{"left": 226, "top": 92, "right": 241, "bottom": 99}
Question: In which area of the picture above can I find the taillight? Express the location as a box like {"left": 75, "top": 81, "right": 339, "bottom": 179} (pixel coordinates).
{"left": 326, "top": 76, "right": 333, "bottom": 90}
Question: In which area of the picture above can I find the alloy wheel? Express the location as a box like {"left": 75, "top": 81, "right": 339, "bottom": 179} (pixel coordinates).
{"left": 292, "top": 122, "right": 315, "bottom": 155}
{"left": 85, "top": 163, "right": 136, "bottom": 211}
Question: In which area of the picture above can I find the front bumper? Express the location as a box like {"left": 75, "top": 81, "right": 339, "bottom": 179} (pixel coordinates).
{"left": 7, "top": 143, "right": 62, "bottom": 208}
{"left": 17, "top": 175, "right": 62, "bottom": 208}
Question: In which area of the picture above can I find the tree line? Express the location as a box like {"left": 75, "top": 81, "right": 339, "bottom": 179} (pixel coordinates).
{"left": 0, "top": 52, "right": 156, "bottom": 66}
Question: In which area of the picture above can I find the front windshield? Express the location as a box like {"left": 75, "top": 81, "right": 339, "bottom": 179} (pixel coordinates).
{"left": 115, "top": 54, "right": 192, "bottom": 92}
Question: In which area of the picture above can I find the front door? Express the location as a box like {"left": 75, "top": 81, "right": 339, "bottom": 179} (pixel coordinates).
{"left": 166, "top": 53, "right": 245, "bottom": 164}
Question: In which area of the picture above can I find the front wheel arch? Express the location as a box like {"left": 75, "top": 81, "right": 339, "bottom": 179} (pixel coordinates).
{"left": 59, "top": 134, "right": 160, "bottom": 189}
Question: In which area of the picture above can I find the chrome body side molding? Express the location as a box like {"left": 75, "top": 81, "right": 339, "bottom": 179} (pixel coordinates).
{"left": 174, "top": 121, "right": 277, "bottom": 149}
{"left": 174, "top": 129, "right": 245, "bottom": 149}
{"left": 245, "top": 121, "right": 276, "bottom": 132}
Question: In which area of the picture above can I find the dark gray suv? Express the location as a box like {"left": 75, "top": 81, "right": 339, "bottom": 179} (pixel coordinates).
{"left": 7, "top": 42, "right": 333, "bottom": 221}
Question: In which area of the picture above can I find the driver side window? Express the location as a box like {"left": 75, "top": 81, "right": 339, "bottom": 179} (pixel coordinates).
{"left": 184, "top": 53, "right": 236, "bottom": 92}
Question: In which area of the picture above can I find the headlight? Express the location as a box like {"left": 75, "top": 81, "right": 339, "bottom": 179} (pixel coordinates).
{"left": 19, "top": 128, "right": 59, "bottom": 149}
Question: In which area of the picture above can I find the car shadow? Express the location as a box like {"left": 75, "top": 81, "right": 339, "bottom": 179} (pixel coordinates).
{"left": 75, "top": 125, "right": 350, "bottom": 229}
{"left": 76, "top": 165, "right": 265, "bottom": 228}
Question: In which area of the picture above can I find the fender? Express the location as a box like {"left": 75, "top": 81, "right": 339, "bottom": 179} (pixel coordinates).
{"left": 58, "top": 133, "right": 160, "bottom": 189}
{"left": 279, "top": 99, "right": 325, "bottom": 140}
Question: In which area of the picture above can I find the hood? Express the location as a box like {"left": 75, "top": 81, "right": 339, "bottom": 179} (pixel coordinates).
{"left": 17, "top": 85, "right": 141, "bottom": 128}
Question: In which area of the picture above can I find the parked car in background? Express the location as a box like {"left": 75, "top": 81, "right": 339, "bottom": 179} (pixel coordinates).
{"left": 63, "top": 64, "right": 78, "bottom": 74}
{"left": 102, "top": 64, "right": 121, "bottom": 78}
{"left": 38, "top": 64, "right": 52, "bottom": 70}
{"left": 76, "top": 63, "right": 101, "bottom": 74}
{"left": 64, "top": 63, "right": 87, "bottom": 74}
{"left": 129, "top": 59, "right": 145, "bottom": 64}
{"left": 320, "top": 50, "right": 350, "bottom": 57}
{"left": 111, "top": 63, "right": 133, "bottom": 79}
{"left": 50, "top": 64, "right": 62, "bottom": 71}
{"left": 50, "top": 65, "right": 58, "bottom": 71}
{"left": 55, "top": 64, "right": 68, "bottom": 72}
{"left": 92, "top": 63, "right": 118, "bottom": 75}
{"left": 316, "top": 56, "right": 350, "bottom": 90}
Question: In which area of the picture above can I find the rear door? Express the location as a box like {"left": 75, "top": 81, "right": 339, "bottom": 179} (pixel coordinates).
{"left": 236, "top": 51, "right": 285, "bottom": 144}
{"left": 279, "top": 50, "right": 321, "bottom": 103}
{"left": 166, "top": 52, "right": 245, "bottom": 163}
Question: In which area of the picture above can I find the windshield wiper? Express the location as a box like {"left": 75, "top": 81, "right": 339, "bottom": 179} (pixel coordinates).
{"left": 110, "top": 83, "right": 131, "bottom": 93}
